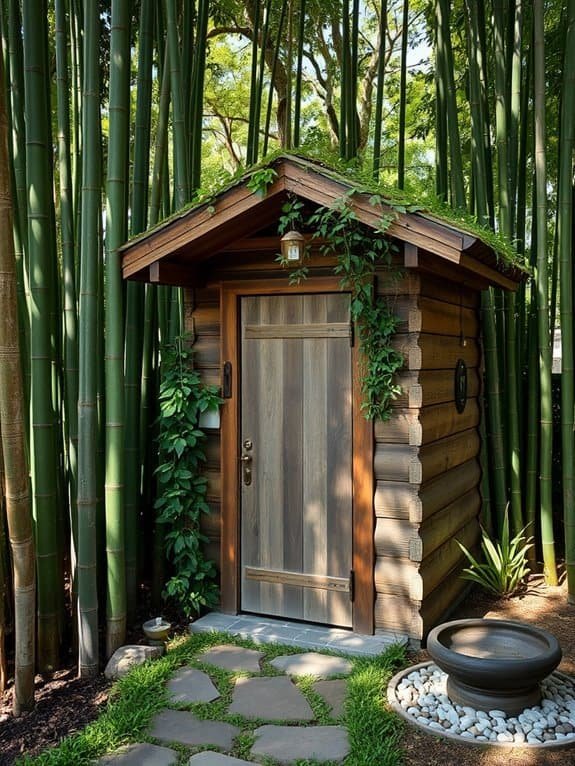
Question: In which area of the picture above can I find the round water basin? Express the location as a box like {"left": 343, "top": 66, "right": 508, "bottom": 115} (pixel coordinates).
{"left": 427, "top": 618, "right": 562, "bottom": 715}
{"left": 143, "top": 617, "right": 171, "bottom": 645}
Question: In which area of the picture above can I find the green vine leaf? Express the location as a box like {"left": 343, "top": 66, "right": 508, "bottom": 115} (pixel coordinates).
{"left": 154, "top": 335, "right": 222, "bottom": 619}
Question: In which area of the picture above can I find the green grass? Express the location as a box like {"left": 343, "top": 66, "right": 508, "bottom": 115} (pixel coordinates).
{"left": 17, "top": 633, "right": 408, "bottom": 766}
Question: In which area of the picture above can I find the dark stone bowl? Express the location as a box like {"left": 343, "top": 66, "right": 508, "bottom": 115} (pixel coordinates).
{"left": 427, "top": 618, "right": 562, "bottom": 714}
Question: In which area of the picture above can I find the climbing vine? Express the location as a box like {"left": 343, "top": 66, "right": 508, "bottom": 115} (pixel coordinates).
{"left": 155, "top": 336, "right": 222, "bottom": 619}
{"left": 277, "top": 192, "right": 405, "bottom": 421}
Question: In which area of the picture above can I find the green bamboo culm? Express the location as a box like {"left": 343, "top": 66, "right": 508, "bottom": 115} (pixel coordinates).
{"left": 165, "top": 0, "right": 189, "bottom": 209}
{"left": 246, "top": 0, "right": 262, "bottom": 164}
{"left": 104, "top": 0, "right": 130, "bottom": 658}
{"left": 397, "top": 0, "right": 408, "bottom": 188}
{"left": 55, "top": 0, "right": 79, "bottom": 605}
{"left": 189, "top": 0, "right": 209, "bottom": 189}
{"left": 77, "top": 0, "right": 102, "bottom": 676}
{"left": 22, "top": 0, "right": 61, "bottom": 675}
{"left": 6, "top": 0, "right": 29, "bottom": 403}
{"left": 559, "top": 0, "right": 575, "bottom": 601}
{"left": 0, "top": 47, "right": 36, "bottom": 714}
{"left": 293, "top": 0, "right": 305, "bottom": 148}
{"left": 493, "top": 0, "right": 522, "bottom": 537}
{"left": 533, "top": 0, "right": 557, "bottom": 586}
{"left": 436, "top": 0, "right": 465, "bottom": 209}
{"left": 124, "top": 0, "right": 154, "bottom": 623}
{"left": 262, "top": 0, "right": 288, "bottom": 157}
{"left": 372, "top": 0, "right": 387, "bottom": 179}
{"left": 340, "top": 0, "right": 350, "bottom": 158}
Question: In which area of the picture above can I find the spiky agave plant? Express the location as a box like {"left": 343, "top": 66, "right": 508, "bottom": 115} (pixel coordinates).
{"left": 457, "top": 509, "right": 534, "bottom": 597}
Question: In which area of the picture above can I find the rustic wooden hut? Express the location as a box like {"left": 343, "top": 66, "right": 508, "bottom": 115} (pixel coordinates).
{"left": 121, "top": 155, "right": 526, "bottom": 643}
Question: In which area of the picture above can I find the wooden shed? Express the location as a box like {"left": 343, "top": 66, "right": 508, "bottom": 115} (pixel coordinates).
{"left": 121, "top": 154, "right": 525, "bottom": 643}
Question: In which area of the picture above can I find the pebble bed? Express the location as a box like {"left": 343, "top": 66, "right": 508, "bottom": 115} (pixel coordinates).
{"left": 389, "top": 661, "right": 575, "bottom": 747}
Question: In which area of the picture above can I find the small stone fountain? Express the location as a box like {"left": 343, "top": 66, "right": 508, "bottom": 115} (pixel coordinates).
{"left": 143, "top": 617, "right": 172, "bottom": 647}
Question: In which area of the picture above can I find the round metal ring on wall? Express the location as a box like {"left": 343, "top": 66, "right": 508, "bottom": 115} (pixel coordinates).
{"left": 455, "top": 359, "right": 467, "bottom": 414}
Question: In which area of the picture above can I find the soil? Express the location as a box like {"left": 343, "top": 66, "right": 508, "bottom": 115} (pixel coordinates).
{"left": 1, "top": 576, "right": 574, "bottom": 765}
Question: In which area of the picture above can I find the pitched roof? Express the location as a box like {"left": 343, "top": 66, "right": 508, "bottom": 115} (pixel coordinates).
{"left": 120, "top": 154, "right": 527, "bottom": 290}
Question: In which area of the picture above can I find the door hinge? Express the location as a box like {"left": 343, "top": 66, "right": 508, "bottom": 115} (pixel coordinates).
{"left": 350, "top": 322, "right": 355, "bottom": 347}
{"left": 349, "top": 570, "right": 355, "bottom": 602}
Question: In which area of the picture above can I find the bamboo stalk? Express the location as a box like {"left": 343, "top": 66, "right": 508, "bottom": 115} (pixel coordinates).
{"left": 293, "top": 0, "right": 305, "bottom": 147}
{"left": 397, "top": 0, "right": 408, "bottom": 188}
{"left": 104, "top": 0, "right": 130, "bottom": 658}
{"left": 55, "top": 0, "right": 79, "bottom": 610}
{"left": 263, "top": 0, "right": 288, "bottom": 157}
{"left": 0, "top": 47, "right": 35, "bottom": 712}
{"left": 559, "top": 0, "right": 575, "bottom": 601}
{"left": 533, "top": 0, "right": 557, "bottom": 586}
{"left": 22, "top": 0, "right": 61, "bottom": 675}
{"left": 77, "top": 0, "right": 102, "bottom": 676}
{"left": 372, "top": 0, "right": 387, "bottom": 179}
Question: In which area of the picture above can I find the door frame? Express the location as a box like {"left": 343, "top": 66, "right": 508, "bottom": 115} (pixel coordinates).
{"left": 219, "top": 278, "right": 374, "bottom": 634}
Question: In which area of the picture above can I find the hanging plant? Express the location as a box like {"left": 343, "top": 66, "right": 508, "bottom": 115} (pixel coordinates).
{"left": 277, "top": 193, "right": 404, "bottom": 421}
{"left": 154, "top": 336, "right": 222, "bottom": 620}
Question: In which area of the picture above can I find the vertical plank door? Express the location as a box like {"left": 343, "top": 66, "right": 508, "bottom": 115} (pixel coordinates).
{"left": 240, "top": 293, "right": 353, "bottom": 627}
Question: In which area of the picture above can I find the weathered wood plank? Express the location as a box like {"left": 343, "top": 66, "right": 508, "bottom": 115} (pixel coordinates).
{"left": 374, "top": 443, "right": 421, "bottom": 483}
{"left": 245, "top": 567, "right": 350, "bottom": 593}
{"left": 393, "top": 333, "right": 480, "bottom": 371}
{"left": 374, "top": 517, "right": 420, "bottom": 559}
{"left": 418, "top": 272, "right": 479, "bottom": 308}
{"left": 420, "top": 558, "right": 477, "bottom": 636}
{"left": 391, "top": 369, "right": 481, "bottom": 408}
{"left": 419, "top": 429, "right": 481, "bottom": 484}
{"left": 374, "top": 480, "right": 421, "bottom": 521}
{"left": 374, "top": 593, "right": 422, "bottom": 637}
{"left": 374, "top": 557, "right": 420, "bottom": 599}
{"left": 192, "top": 304, "right": 220, "bottom": 336}
{"left": 410, "top": 488, "right": 482, "bottom": 562}
{"left": 415, "top": 296, "right": 479, "bottom": 337}
{"left": 417, "top": 518, "right": 480, "bottom": 600}
{"left": 375, "top": 399, "right": 480, "bottom": 445}
{"left": 244, "top": 322, "right": 351, "bottom": 339}
{"left": 419, "top": 459, "right": 482, "bottom": 522}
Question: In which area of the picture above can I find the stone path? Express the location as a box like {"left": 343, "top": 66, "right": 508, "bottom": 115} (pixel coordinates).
{"left": 97, "top": 646, "right": 353, "bottom": 765}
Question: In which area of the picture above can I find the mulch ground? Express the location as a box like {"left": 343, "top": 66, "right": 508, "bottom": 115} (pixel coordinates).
{"left": 1, "top": 575, "right": 574, "bottom": 765}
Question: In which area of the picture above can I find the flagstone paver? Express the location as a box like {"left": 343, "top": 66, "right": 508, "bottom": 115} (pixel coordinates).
{"left": 167, "top": 668, "right": 220, "bottom": 704}
{"left": 149, "top": 710, "right": 240, "bottom": 749}
{"left": 97, "top": 743, "right": 178, "bottom": 765}
{"left": 270, "top": 652, "right": 352, "bottom": 678}
{"left": 229, "top": 676, "right": 315, "bottom": 721}
{"left": 188, "top": 753, "right": 254, "bottom": 766}
{"left": 199, "top": 644, "right": 264, "bottom": 673}
{"left": 313, "top": 679, "right": 347, "bottom": 718}
{"left": 251, "top": 724, "right": 350, "bottom": 764}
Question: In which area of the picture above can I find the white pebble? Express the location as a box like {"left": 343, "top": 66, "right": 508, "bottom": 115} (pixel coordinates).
{"left": 459, "top": 715, "right": 476, "bottom": 731}
{"left": 490, "top": 709, "right": 507, "bottom": 719}
{"left": 497, "top": 731, "right": 514, "bottom": 743}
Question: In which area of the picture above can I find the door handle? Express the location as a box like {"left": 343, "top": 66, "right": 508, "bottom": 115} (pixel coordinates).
{"left": 241, "top": 453, "right": 252, "bottom": 485}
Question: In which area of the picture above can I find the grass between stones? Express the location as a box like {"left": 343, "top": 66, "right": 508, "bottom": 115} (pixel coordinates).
{"left": 15, "top": 632, "right": 407, "bottom": 766}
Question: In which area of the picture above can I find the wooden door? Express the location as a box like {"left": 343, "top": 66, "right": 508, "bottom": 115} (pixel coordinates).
{"left": 240, "top": 293, "right": 353, "bottom": 627}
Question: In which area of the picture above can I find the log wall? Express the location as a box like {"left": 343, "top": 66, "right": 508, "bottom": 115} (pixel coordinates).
{"left": 374, "top": 269, "right": 482, "bottom": 640}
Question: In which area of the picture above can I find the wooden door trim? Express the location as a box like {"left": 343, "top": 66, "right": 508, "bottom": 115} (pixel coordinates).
{"left": 219, "top": 277, "right": 375, "bottom": 634}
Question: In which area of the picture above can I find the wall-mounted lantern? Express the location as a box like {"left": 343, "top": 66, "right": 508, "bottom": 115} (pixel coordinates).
{"left": 280, "top": 230, "right": 305, "bottom": 266}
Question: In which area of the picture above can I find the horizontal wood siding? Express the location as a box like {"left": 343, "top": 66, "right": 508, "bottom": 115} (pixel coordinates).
{"left": 374, "top": 268, "right": 483, "bottom": 641}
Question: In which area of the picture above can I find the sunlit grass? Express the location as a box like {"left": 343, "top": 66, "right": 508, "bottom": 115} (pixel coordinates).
{"left": 17, "top": 632, "right": 407, "bottom": 766}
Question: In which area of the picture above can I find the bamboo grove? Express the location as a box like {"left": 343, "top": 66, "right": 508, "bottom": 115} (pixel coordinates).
{"left": 0, "top": 0, "right": 573, "bottom": 715}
